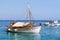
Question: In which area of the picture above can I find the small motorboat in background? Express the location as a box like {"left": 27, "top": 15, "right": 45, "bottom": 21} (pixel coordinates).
{"left": 41, "top": 20, "right": 60, "bottom": 27}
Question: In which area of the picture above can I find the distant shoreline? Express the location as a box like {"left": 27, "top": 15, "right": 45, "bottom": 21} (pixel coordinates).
{"left": 0, "top": 20, "right": 48, "bottom": 22}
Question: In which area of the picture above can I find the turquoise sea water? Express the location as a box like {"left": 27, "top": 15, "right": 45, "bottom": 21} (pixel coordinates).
{"left": 0, "top": 20, "right": 60, "bottom": 40}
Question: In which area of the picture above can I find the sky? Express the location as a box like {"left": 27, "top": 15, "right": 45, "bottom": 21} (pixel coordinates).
{"left": 0, "top": 0, "right": 60, "bottom": 20}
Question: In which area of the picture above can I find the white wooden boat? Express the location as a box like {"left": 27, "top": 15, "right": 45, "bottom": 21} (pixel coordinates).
{"left": 7, "top": 0, "right": 41, "bottom": 33}
{"left": 7, "top": 22, "right": 41, "bottom": 33}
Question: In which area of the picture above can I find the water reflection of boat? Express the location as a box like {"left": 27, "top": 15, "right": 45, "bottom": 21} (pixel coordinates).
{"left": 7, "top": 32, "right": 41, "bottom": 40}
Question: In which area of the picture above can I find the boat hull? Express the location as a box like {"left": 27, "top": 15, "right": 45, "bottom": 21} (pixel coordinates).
{"left": 7, "top": 26, "right": 41, "bottom": 33}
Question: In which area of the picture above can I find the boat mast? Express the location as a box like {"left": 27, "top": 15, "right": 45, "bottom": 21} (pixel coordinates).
{"left": 27, "top": 0, "right": 32, "bottom": 23}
